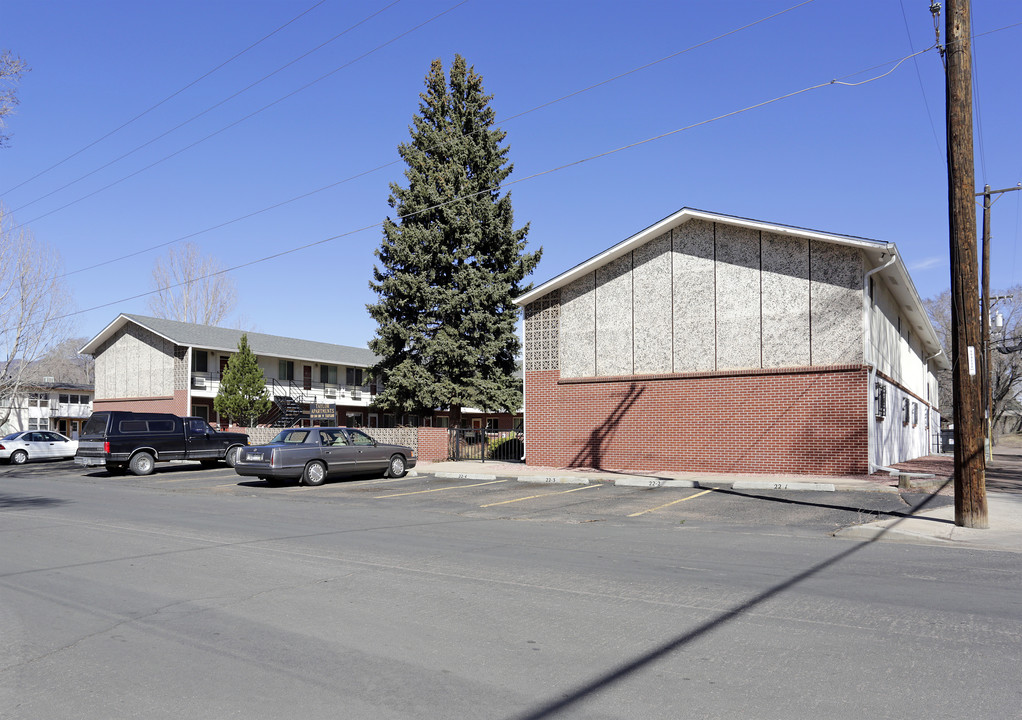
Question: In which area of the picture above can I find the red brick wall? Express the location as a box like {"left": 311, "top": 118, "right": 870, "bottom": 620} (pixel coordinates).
{"left": 416, "top": 426, "right": 450, "bottom": 462}
{"left": 524, "top": 366, "right": 869, "bottom": 475}
{"left": 92, "top": 391, "right": 188, "bottom": 416}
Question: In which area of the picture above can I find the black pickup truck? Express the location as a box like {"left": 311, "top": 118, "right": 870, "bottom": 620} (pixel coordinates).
{"left": 74, "top": 411, "right": 249, "bottom": 476}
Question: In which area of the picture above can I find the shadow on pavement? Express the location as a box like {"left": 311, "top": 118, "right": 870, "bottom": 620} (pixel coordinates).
{"left": 0, "top": 492, "right": 69, "bottom": 510}
{"left": 711, "top": 486, "right": 956, "bottom": 524}
{"left": 509, "top": 481, "right": 951, "bottom": 720}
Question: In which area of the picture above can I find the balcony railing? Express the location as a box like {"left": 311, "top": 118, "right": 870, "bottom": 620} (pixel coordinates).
{"left": 190, "top": 372, "right": 375, "bottom": 405}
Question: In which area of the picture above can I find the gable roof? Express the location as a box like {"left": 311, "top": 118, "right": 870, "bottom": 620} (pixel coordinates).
{"left": 80, "top": 314, "right": 379, "bottom": 368}
{"left": 514, "top": 207, "right": 948, "bottom": 369}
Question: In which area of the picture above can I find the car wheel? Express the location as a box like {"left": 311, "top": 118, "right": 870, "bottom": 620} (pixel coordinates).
{"left": 385, "top": 454, "right": 407, "bottom": 478}
{"left": 129, "top": 452, "right": 155, "bottom": 476}
{"left": 224, "top": 446, "right": 240, "bottom": 468}
{"left": 10, "top": 450, "right": 28, "bottom": 465}
{"left": 303, "top": 460, "right": 327, "bottom": 486}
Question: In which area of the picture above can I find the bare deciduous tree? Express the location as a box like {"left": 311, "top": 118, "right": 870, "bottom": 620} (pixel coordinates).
{"left": 1, "top": 50, "right": 28, "bottom": 148}
{"left": 147, "top": 243, "right": 238, "bottom": 326}
{"left": 0, "top": 207, "right": 73, "bottom": 426}
{"left": 924, "top": 286, "right": 1022, "bottom": 439}
{"left": 26, "top": 337, "right": 95, "bottom": 384}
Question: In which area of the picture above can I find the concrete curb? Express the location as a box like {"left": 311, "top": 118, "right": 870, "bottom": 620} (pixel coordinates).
{"left": 732, "top": 480, "right": 836, "bottom": 492}
{"left": 613, "top": 477, "right": 699, "bottom": 488}
{"left": 434, "top": 471, "right": 498, "bottom": 481}
{"left": 517, "top": 476, "right": 591, "bottom": 485}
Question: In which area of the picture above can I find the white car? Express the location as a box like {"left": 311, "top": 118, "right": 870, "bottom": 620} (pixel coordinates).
{"left": 0, "top": 431, "right": 79, "bottom": 465}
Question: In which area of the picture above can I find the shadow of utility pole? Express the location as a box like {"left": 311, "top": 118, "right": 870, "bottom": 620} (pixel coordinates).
{"left": 509, "top": 479, "right": 953, "bottom": 720}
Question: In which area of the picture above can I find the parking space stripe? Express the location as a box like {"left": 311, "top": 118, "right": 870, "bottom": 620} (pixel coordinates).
{"left": 480, "top": 483, "right": 599, "bottom": 508}
{"left": 627, "top": 488, "right": 713, "bottom": 517}
{"left": 375, "top": 479, "right": 508, "bottom": 498}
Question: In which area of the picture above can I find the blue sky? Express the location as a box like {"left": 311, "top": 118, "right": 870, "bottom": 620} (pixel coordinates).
{"left": 2, "top": 0, "right": 1021, "bottom": 349}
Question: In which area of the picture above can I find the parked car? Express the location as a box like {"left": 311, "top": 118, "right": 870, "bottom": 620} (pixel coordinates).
{"left": 0, "top": 430, "right": 79, "bottom": 465}
{"left": 74, "top": 411, "right": 249, "bottom": 476}
{"left": 233, "top": 426, "right": 416, "bottom": 486}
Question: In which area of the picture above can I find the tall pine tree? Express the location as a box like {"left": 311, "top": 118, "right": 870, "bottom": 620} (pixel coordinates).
{"left": 214, "top": 334, "right": 271, "bottom": 427}
{"left": 368, "top": 55, "right": 540, "bottom": 427}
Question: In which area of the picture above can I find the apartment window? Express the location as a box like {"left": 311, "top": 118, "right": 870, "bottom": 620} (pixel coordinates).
{"left": 874, "top": 383, "right": 887, "bottom": 420}
{"left": 346, "top": 367, "right": 364, "bottom": 386}
{"left": 58, "top": 394, "right": 89, "bottom": 405}
{"left": 192, "top": 350, "right": 208, "bottom": 372}
{"left": 320, "top": 365, "right": 338, "bottom": 384}
{"left": 28, "top": 418, "right": 49, "bottom": 431}
{"left": 435, "top": 416, "right": 450, "bottom": 428}
{"left": 513, "top": 417, "right": 524, "bottom": 432}
{"left": 28, "top": 393, "right": 47, "bottom": 407}
{"left": 901, "top": 398, "right": 911, "bottom": 426}
{"left": 912, "top": 403, "right": 919, "bottom": 427}
{"left": 279, "top": 360, "right": 294, "bottom": 381}
{"left": 345, "top": 413, "right": 362, "bottom": 427}
{"left": 486, "top": 417, "right": 499, "bottom": 430}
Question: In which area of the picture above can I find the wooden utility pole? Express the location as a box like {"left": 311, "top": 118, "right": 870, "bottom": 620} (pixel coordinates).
{"left": 946, "top": 0, "right": 987, "bottom": 528}
{"left": 978, "top": 185, "right": 1021, "bottom": 461}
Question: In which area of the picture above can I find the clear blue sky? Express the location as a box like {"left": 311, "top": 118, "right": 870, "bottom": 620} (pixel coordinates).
{"left": 2, "top": 0, "right": 1021, "bottom": 349}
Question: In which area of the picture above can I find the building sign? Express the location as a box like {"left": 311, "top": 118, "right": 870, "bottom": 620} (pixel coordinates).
{"left": 309, "top": 403, "right": 336, "bottom": 423}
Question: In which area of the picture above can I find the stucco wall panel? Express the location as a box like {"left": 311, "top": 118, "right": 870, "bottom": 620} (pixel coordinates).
{"left": 811, "top": 241, "right": 863, "bottom": 365}
{"left": 596, "top": 254, "right": 633, "bottom": 376}
{"left": 761, "top": 232, "right": 811, "bottom": 367}
{"left": 560, "top": 274, "right": 596, "bottom": 378}
{"left": 633, "top": 233, "right": 673, "bottom": 374}
{"left": 94, "top": 324, "right": 175, "bottom": 399}
{"left": 672, "top": 220, "right": 716, "bottom": 372}
{"left": 715, "top": 224, "right": 761, "bottom": 370}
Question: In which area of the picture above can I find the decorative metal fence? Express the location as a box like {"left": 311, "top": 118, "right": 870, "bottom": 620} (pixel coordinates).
{"left": 448, "top": 428, "right": 524, "bottom": 462}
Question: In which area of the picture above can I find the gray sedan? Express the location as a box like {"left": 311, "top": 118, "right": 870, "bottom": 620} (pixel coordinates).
{"left": 233, "top": 426, "right": 416, "bottom": 486}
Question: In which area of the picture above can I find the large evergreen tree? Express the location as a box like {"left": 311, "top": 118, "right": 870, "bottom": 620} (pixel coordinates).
{"left": 368, "top": 55, "right": 540, "bottom": 426}
{"left": 214, "top": 334, "right": 271, "bottom": 427}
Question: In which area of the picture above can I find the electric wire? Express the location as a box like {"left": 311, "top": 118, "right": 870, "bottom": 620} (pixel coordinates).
{"left": 7, "top": 0, "right": 418, "bottom": 220}
{"left": 0, "top": 0, "right": 328, "bottom": 198}
{"left": 19, "top": 44, "right": 939, "bottom": 332}
{"left": 899, "top": 0, "right": 943, "bottom": 163}
{"left": 969, "top": 1, "right": 988, "bottom": 184}
{"left": 37, "top": 0, "right": 825, "bottom": 283}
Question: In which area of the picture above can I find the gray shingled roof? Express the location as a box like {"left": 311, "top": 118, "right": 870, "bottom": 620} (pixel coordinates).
{"left": 87, "top": 314, "right": 379, "bottom": 367}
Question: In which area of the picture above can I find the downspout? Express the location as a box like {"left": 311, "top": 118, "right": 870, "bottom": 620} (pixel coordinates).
{"left": 864, "top": 249, "right": 898, "bottom": 474}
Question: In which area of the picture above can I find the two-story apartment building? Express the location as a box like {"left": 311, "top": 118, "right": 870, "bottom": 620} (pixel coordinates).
{"left": 80, "top": 314, "right": 521, "bottom": 431}
{"left": 81, "top": 314, "right": 389, "bottom": 428}
{"left": 0, "top": 381, "right": 93, "bottom": 437}
{"left": 515, "top": 208, "right": 948, "bottom": 476}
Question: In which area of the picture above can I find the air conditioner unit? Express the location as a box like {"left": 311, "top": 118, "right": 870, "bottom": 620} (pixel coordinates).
{"left": 325, "top": 388, "right": 336, "bottom": 398}
{"left": 192, "top": 377, "right": 206, "bottom": 389}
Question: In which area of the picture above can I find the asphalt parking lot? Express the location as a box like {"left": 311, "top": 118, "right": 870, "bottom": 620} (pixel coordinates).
{"left": 2, "top": 459, "right": 954, "bottom": 537}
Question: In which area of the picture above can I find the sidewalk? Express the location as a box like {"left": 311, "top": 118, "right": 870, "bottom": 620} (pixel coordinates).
{"left": 412, "top": 450, "right": 1022, "bottom": 553}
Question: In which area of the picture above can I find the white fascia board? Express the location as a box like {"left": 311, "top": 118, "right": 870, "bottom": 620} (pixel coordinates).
{"left": 514, "top": 208, "right": 888, "bottom": 307}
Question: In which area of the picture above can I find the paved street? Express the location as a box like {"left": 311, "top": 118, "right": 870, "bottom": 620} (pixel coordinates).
{"left": 2, "top": 460, "right": 1020, "bottom": 719}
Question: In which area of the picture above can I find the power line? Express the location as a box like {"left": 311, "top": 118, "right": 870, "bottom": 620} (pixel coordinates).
{"left": 0, "top": 0, "right": 329, "bottom": 198}
{"left": 7, "top": 0, "right": 410, "bottom": 217}
{"left": 20, "top": 44, "right": 936, "bottom": 333}
{"left": 37, "top": 0, "right": 826, "bottom": 283}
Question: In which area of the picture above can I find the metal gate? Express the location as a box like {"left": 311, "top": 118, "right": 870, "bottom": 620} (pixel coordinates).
{"left": 448, "top": 428, "right": 524, "bottom": 462}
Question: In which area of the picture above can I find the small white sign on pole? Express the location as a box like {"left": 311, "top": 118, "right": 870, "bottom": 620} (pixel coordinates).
{"left": 968, "top": 346, "right": 976, "bottom": 376}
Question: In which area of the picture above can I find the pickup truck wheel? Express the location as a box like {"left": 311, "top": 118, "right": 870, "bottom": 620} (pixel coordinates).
{"left": 129, "top": 452, "right": 155, "bottom": 476}
{"left": 303, "top": 460, "right": 326, "bottom": 486}
{"left": 224, "top": 446, "right": 241, "bottom": 468}
{"left": 385, "top": 454, "right": 407, "bottom": 478}
{"left": 10, "top": 450, "right": 28, "bottom": 465}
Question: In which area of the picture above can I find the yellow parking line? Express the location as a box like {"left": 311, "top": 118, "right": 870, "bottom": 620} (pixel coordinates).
{"left": 627, "top": 489, "right": 713, "bottom": 517}
{"left": 375, "top": 479, "right": 507, "bottom": 498}
{"left": 481, "top": 483, "right": 599, "bottom": 507}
